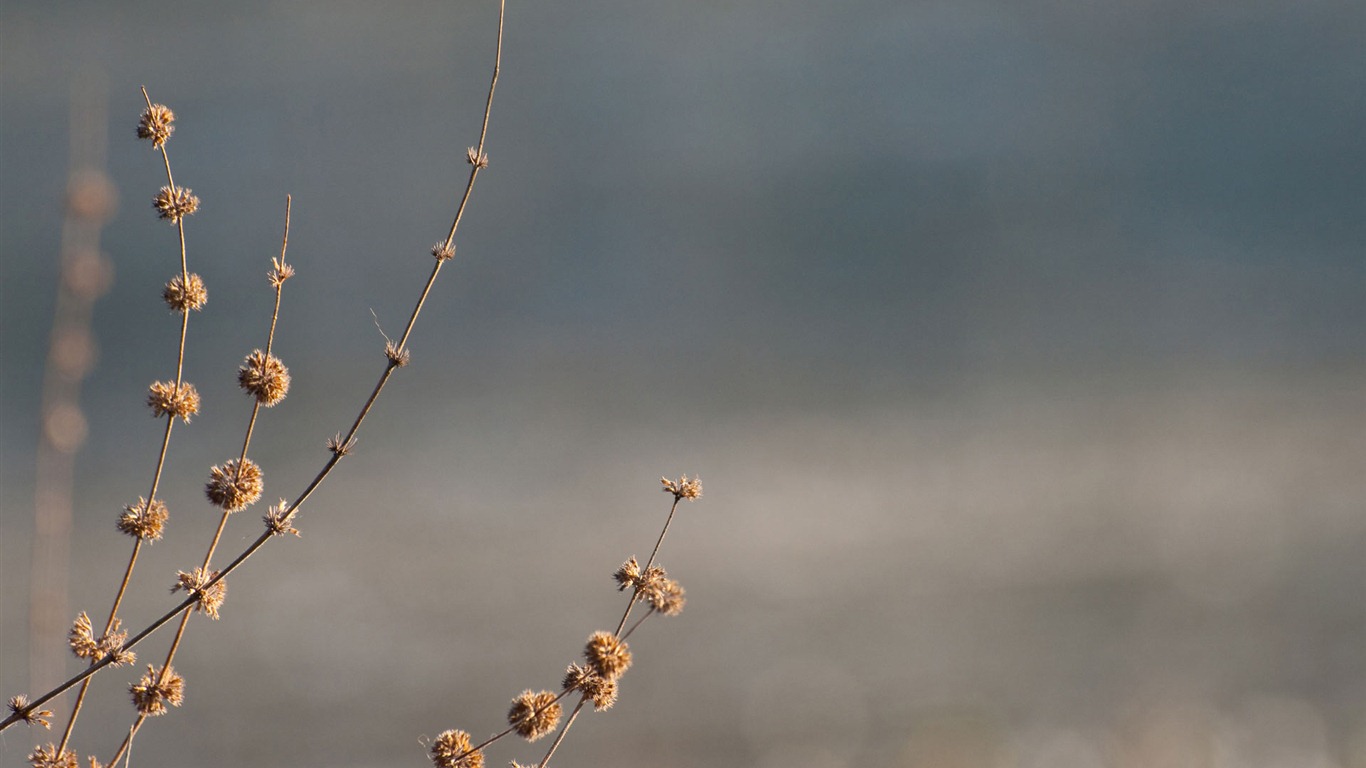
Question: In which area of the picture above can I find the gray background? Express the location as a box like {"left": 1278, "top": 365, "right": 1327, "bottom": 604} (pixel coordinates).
{"left": 2, "top": 1, "right": 1363, "bottom": 767}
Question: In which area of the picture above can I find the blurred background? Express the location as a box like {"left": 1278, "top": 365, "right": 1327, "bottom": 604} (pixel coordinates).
{"left": 2, "top": 1, "right": 1363, "bottom": 766}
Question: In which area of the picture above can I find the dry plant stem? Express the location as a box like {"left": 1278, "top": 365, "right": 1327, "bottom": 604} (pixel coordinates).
{"left": 614, "top": 496, "right": 681, "bottom": 635}
{"left": 50, "top": 87, "right": 194, "bottom": 753}
{"left": 2, "top": 1, "right": 505, "bottom": 734}
{"left": 537, "top": 697, "right": 587, "bottom": 768}
{"left": 106, "top": 197, "right": 292, "bottom": 768}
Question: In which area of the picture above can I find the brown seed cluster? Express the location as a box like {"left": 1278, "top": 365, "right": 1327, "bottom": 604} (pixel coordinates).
{"left": 67, "top": 613, "right": 133, "bottom": 666}
{"left": 137, "top": 103, "right": 176, "bottom": 147}
{"left": 163, "top": 272, "right": 208, "bottom": 312}
{"left": 562, "top": 662, "right": 618, "bottom": 711}
{"left": 583, "top": 631, "right": 632, "bottom": 681}
{"left": 7, "top": 695, "right": 53, "bottom": 730}
{"left": 506, "top": 689, "right": 562, "bottom": 741}
{"left": 268, "top": 257, "right": 295, "bottom": 288}
{"left": 661, "top": 474, "right": 702, "bottom": 500}
{"left": 237, "top": 349, "right": 290, "bottom": 406}
{"left": 431, "top": 243, "right": 456, "bottom": 262}
{"left": 465, "top": 146, "right": 489, "bottom": 169}
{"left": 614, "top": 558, "right": 685, "bottom": 616}
{"left": 26, "top": 743, "right": 77, "bottom": 768}
{"left": 204, "top": 457, "right": 264, "bottom": 512}
{"left": 147, "top": 380, "right": 200, "bottom": 422}
{"left": 152, "top": 185, "right": 199, "bottom": 223}
{"left": 429, "top": 729, "right": 484, "bottom": 768}
{"left": 264, "top": 499, "right": 300, "bottom": 537}
{"left": 117, "top": 496, "right": 169, "bottom": 541}
{"left": 326, "top": 433, "right": 357, "bottom": 457}
{"left": 384, "top": 341, "right": 411, "bottom": 367}
{"left": 129, "top": 665, "right": 184, "bottom": 716}
{"left": 172, "top": 568, "right": 227, "bottom": 620}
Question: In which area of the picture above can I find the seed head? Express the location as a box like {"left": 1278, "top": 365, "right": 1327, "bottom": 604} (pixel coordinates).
{"left": 172, "top": 568, "right": 227, "bottom": 620}
{"left": 641, "top": 573, "right": 686, "bottom": 617}
{"left": 237, "top": 350, "right": 291, "bottom": 406}
{"left": 326, "top": 433, "right": 357, "bottom": 457}
{"left": 204, "top": 457, "right": 264, "bottom": 512}
{"left": 264, "top": 499, "right": 300, "bottom": 537}
{"left": 137, "top": 103, "right": 175, "bottom": 147}
{"left": 562, "top": 663, "right": 618, "bottom": 711}
{"left": 613, "top": 556, "right": 642, "bottom": 591}
{"left": 163, "top": 272, "right": 207, "bottom": 312}
{"left": 7, "top": 695, "right": 53, "bottom": 729}
{"left": 583, "top": 631, "right": 632, "bottom": 681}
{"left": 662, "top": 474, "right": 702, "bottom": 501}
{"left": 129, "top": 664, "right": 184, "bottom": 716}
{"left": 507, "top": 690, "right": 562, "bottom": 741}
{"left": 465, "top": 146, "right": 489, "bottom": 168}
{"left": 118, "top": 496, "right": 169, "bottom": 541}
{"left": 153, "top": 185, "right": 199, "bottom": 223}
{"left": 70, "top": 613, "right": 132, "bottom": 666}
{"left": 147, "top": 380, "right": 200, "bottom": 422}
{"left": 431, "top": 243, "right": 456, "bottom": 262}
{"left": 268, "top": 258, "right": 295, "bottom": 288}
{"left": 429, "top": 729, "right": 484, "bottom": 768}
{"left": 26, "top": 743, "right": 77, "bottom": 768}
{"left": 385, "top": 341, "right": 410, "bottom": 367}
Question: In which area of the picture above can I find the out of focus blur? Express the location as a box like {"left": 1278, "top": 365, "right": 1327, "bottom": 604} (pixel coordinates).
{"left": 2, "top": 2, "right": 1362, "bottom": 767}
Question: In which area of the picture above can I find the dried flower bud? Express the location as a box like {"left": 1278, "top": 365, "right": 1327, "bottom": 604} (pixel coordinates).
{"left": 507, "top": 690, "right": 561, "bottom": 741}
{"left": 153, "top": 185, "right": 199, "bottom": 223}
{"left": 583, "top": 631, "right": 632, "bottom": 681}
{"left": 645, "top": 577, "right": 686, "bottom": 616}
{"left": 465, "top": 146, "right": 489, "bottom": 169}
{"left": 562, "top": 663, "right": 618, "bottom": 711}
{"left": 129, "top": 664, "right": 184, "bottom": 716}
{"left": 661, "top": 474, "right": 702, "bottom": 500}
{"left": 118, "top": 496, "right": 169, "bottom": 541}
{"left": 613, "top": 556, "right": 642, "bottom": 591}
{"left": 268, "top": 258, "right": 295, "bottom": 288}
{"left": 385, "top": 341, "right": 410, "bottom": 367}
{"left": 7, "top": 695, "right": 53, "bottom": 729}
{"left": 264, "top": 499, "right": 300, "bottom": 537}
{"left": 67, "top": 612, "right": 98, "bottom": 660}
{"left": 172, "top": 568, "right": 227, "bottom": 620}
{"left": 137, "top": 103, "right": 175, "bottom": 147}
{"left": 26, "top": 743, "right": 77, "bottom": 768}
{"left": 429, "top": 729, "right": 484, "bottom": 768}
{"left": 147, "top": 381, "right": 200, "bottom": 422}
{"left": 326, "top": 433, "right": 356, "bottom": 457}
{"left": 204, "top": 457, "right": 264, "bottom": 512}
{"left": 431, "top": 243, "right": 456, "bottom": 262}
{"left": 163, "top": 272, "right": 207, "bottom": 312}
{"left": 237, "top": 350, "right": 290, "bottom": 406}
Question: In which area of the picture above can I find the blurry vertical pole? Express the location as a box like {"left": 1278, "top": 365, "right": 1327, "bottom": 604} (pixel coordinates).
{"left": 29, "top": 75, "right": 117, "bottom": 693}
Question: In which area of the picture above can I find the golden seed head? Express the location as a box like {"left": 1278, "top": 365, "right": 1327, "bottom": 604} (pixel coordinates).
{"left": 326, "top": 433, "right": 357, "bottom": 457}
{"left": 431, "top": 243, "right": 456, "bottom": 262}
{"left": 137, "top": 103, "right": 175, "bottom": 147}
{"left": 385, "top": 341, "right": 411, "bottom": 367}
{"left": 7, "top": 695, "right": 53, "bottom": 729}
{"left": 268, "top": 258, "right": 295, "bottom": 288}
{"left": 162, "top": 272, "right": 208, "bottom": 312}
{"left": 204, "top": 457, "right": 264, "bottom": 512}
{"left": 147, "top": 380, "right": 201, "bottom": 422}
{"left": 507, "top": 690, "right": 562, "bottom": 741}
{"left": 118, "top": 496, "right": 169, "bottom": 541}
{"left": 661, "top": 474, "right": 702, "bottom": 501}
{"left": 264, "top": 499, "right": 300, "bottom": 537}
{"left": 583, "top": 631, "right": 632, "bottom": 681}
{"left": 26, "top": 743, "right": 77, "bottom": 768}
{"left": 562, "top": 663, "right": 618, "bottom": 711}
{"left": 237, "top": 350, "right": 291, "bottom": 406}
{"left": 129, "top": 664, "right": 184, "bottom": 716}
{"left": 152, "top": 185, "right": 199, "bottom": 223}
{"left": 172, "top": 568, "right": 227, "bottom": 620}
{"left": 645, "top": 576, "right": 686, "bottom": 616}
{"left": 429, "top": 729, "right": 484, "bottom": 768}
{"left": 613, "top": 556, "right": 642, "bottom": 591}
{"left": 68, "top": 611, "right": 98, "bottom": 660}
{"left": 465, "top": 146, "right": 489, "bottom": 169}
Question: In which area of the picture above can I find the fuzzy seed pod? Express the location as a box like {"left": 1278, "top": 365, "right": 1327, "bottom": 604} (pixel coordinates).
{"left": 204, "top": 458, "right": 264, "bottom": 512}
{"left": 7, "top": 695, "right": 53, "bottom": 729}
{"left": 153, "top": 185, "right": 199, "bottom": 223}
{"left": 613, "top": 556, "right": 641, "bottom": 591}
{"left": 583, "top": 631, "right": 632, "bottom": 681}
{"left": 26, "top": 743, "right": 77, "bottom": 768}
{"left": 137, "top": 104, "right": 175, "bottom": 147}
{"left": 162, "top": 272, "right": 207, "bottom": 312}
{"left": 429, "top": 729, "right": 484, "bottom": 768}
{"left": 147, "top": 381, "right": 200, "bottom": 422}
{"left": 506, "top": 690, "right": 561, "bottom": 741}
{"left": 431, "top": 243, "right": 456, "bottom": 262}
{"left": 562, "top": 663, "right": 618, "bottom": 711}
{"left": 172, "top": 568, "right": 227, "bottom": 620}
{"left": 129, "top": 665, "right": 184, "bottom": 716}
{"left": 237, "top": 350, "right": 290, "bottom": 406}
{"left": 118, "top": 496, "right": 169, "bottom": 542}
{"left": 661, "top": 474, "right": 702, "bottom": 500}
